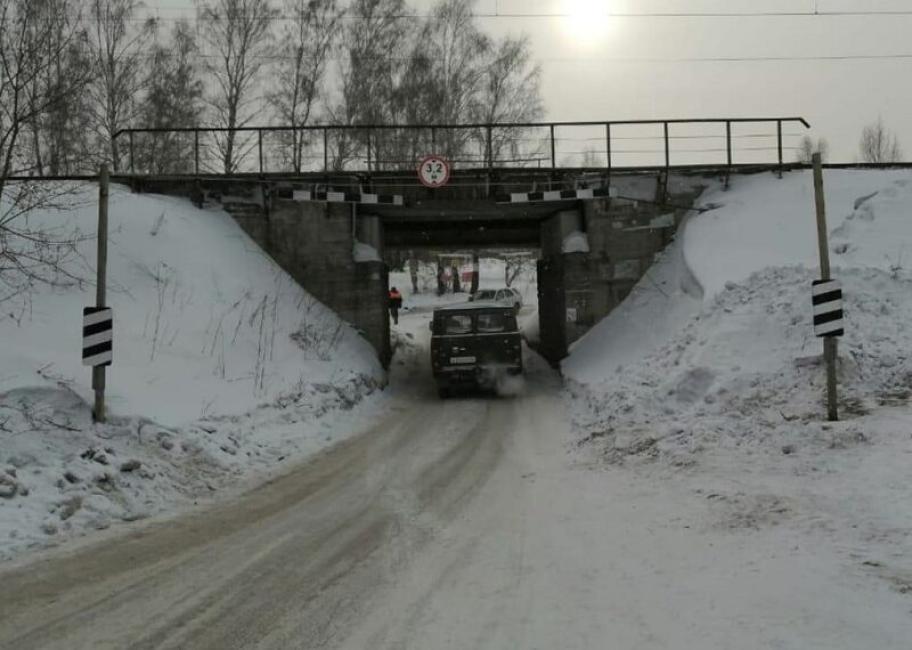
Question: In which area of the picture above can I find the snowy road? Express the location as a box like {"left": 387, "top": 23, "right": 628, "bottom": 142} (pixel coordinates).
{"left": 0, "top": 328, "right": 568, "bottom": 649}
{"left": 2, "top": 315, "right": 911, "bottom": 649}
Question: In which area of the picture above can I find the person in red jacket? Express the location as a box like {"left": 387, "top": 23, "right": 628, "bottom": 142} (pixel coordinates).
{"left": 388, "top": 286, "right": 403, "bottom": 325}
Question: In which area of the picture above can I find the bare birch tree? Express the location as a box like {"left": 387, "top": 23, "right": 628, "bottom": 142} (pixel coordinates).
{"left": 86, "top": 0, "right": 156, "bottom": 170}
{"left": 21, "top": 0, "right": 91, "bottom": 176}
{"left": 0, "top": 0, "right": 90, "bottom": 308}
{"left": 797, "top": 135, "right": 829, "bottom": 164}
{"left": 331, "top": 0, "right": 408, "bottom": 169}
{"left": 36, "top": 7, "right": 92, "bottom": 176}
{"left": 139, "top": 20, "right": 204, "bottom": 173}
{"left": 268, "top": 0, "right": 342, "bottom": 172}
{"left": 474, "top": 35, "right": 543, "bottom": 164}
{"left": 323, "top": 0, "right": 545, "bottom": 170}
{"left": 404, "top": 0, "right": 490, "bottom": 159}
{"left": 860, "top": 117, "right": 902, "bottom": 163}
{"left": 0, "top": 0, "right": 89, "bottom": 186}
{"left": 196, "top": 0, "right": 276, "bottom": 173}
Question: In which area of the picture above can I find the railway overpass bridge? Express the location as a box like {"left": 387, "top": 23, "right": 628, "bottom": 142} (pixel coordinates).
{"left": 114, "top": 118, "right": 809, "bottom": 366}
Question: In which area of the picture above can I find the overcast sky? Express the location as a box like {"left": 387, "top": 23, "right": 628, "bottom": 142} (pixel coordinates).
{"left": 147, "top": 0, "right": 912, "bottom": 164}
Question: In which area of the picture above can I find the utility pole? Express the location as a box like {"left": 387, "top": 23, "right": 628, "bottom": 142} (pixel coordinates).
{"left": 94, "top": 164, "right": 109, "bottom": 422}
{"left": 812, "top": 153, "right": 838, "bottom": 421}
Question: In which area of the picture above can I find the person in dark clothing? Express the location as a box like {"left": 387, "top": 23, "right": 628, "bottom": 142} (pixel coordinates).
{"left": 437, "top": 266, "right": 447, "bottom": 296}
{"left": 388, "top": 286, "right": 403, "bottom": 325}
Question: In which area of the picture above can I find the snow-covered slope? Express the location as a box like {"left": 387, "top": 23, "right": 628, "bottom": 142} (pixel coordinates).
{"left": 565, "top": 169, "right": 912, "bottom": 409}
{"left": 562, "top": 170, "right": 912, "bottom": 630}
{"left": 565, "top": 168, "right": 912, "bottom": 465}
{"left": 0, "top": 183, "right": 385, "bottom": 561}
{"left": 1, "top": 183, "right": 382, "bottom": 425}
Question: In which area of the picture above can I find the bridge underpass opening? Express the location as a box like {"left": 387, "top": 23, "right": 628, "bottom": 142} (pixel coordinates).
{"left": 364, "top": 200, "right": 596, "bottom": 366}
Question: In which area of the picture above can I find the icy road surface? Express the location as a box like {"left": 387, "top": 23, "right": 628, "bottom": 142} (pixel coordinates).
{"left": 1, "top": 320, "right": 909, "bottom": 649}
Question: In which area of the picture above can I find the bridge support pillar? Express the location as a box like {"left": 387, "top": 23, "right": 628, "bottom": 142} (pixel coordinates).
{"left": 537, "top": 209, "right": 590, "bottom": 366}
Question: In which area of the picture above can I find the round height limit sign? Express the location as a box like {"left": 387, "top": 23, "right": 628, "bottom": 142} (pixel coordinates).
{"left": 418, "top": 155, "right": 451, "bottom": 188}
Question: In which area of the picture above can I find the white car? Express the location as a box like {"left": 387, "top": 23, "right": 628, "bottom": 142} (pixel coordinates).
{"left": 470, "top": 288, "right": 523, "bottom": 311}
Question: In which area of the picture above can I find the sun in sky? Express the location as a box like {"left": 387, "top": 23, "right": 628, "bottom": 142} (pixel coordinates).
{"left": 561, "top": 0, "right": 613, "bottom": 47}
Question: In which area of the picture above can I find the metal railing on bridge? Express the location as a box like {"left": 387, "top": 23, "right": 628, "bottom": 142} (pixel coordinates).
{"left": 113, "top": 117, "right": 810, "bottom": 178}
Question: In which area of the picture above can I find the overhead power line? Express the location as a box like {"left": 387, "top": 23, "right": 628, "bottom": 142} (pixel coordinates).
{"left": 136, "top": 50, "right": 912, "bottom": 64}
{"left": 121, "top": 6, "right": 912, "bottom": 23}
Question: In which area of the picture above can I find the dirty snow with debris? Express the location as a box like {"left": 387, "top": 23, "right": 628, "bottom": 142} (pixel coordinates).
{"left": 1, "top": 183, "right": 385, "bottom": 561}
{"left": 563, "top": 169, "right": 912, "bottom": 632}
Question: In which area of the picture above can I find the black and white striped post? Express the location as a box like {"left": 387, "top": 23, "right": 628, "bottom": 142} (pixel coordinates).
{"left": 812, "top": 280, "right": 844, "bottom": 338}
{"left": 812, "top": 153, "right": 840, "bottom": 421}
{"left": 86, "top": 164, "right": 110, "bottom": 423}
{"left": 83, "top": 308, "right": 113, "bottom": 366}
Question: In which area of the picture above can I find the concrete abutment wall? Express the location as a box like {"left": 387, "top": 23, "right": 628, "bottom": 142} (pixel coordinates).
{"left": 257, "top": 200, "right": 390, "bottom": 368}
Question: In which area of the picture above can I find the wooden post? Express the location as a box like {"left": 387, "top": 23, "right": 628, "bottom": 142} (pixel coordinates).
{"left": 194, "top": 130, "right": 200, "bottom": 174}
{"left": 663, "top": 122, "right": 670, "bottom": 169}
{"left": 93, "top": 164, "right": 109, "bottom": 423}
{"left": 813, "top": 153, "right": 838, "bottom": 421}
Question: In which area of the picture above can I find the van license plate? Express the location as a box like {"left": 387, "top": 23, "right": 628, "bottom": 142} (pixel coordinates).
{"left": 450, "top": 356, "right": 476, "bottom": 364}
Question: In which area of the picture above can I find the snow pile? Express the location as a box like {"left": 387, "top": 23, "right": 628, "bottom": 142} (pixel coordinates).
{"left": 568, "top": 265, "right": 912, "bottom": 464}
{"left": 565, "top": 170, "right": 912, "bottom": 466}
{"left": 1, "top": 183, "right": 384, "bottom": 560}
{"left": 0, "top": 377, "right": 381, "bottom": 561}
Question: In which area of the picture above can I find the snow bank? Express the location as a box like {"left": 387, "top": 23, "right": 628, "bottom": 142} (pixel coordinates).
{"left": 685, "top": 169, "right": 912, "bottom": 297}
{"left": 563, "top": 171, "right": 912, "bottom": 620}
{"left": 562, "top": 228, "right": 703, "bottom": 384}
{"left": 0, "top": 183, "right": 385, "bottom": 561}
{"left": 0, "top": 183, "right": 382, "bottom": 426}
{"left": 569, "top": 265, "right": 912, "bottom": 460}
{"left": 566, "top": 169, "right": 912, "bottom": 465}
